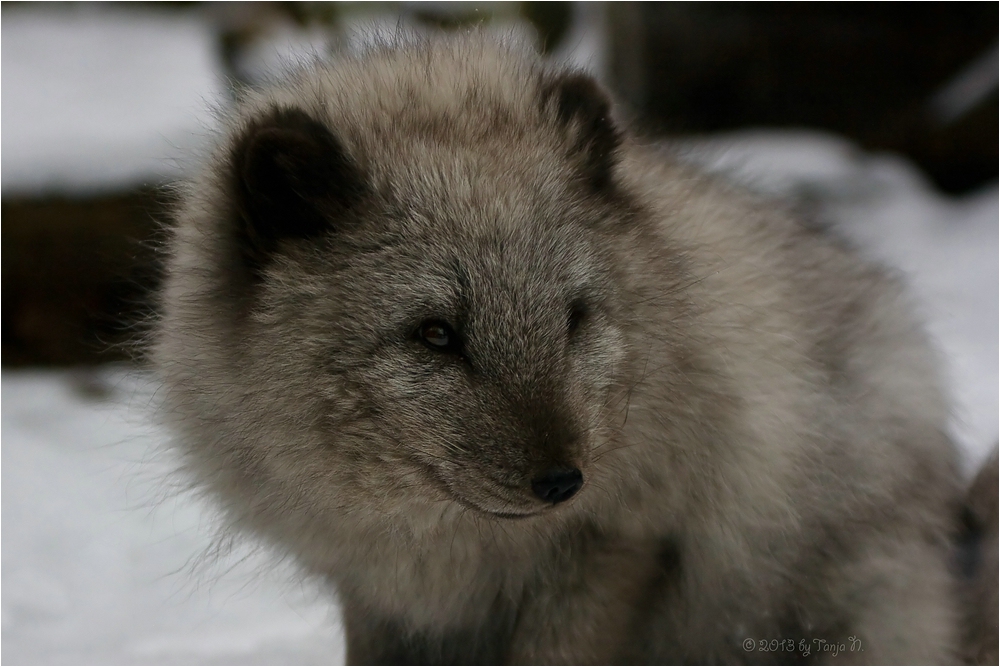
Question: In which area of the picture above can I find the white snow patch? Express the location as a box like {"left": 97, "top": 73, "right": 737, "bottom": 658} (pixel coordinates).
{"left": 1, "top": 368, "right": 345, "bottom": 665}
{"left": 1, "top": 6, "right": 227, "bottom": 196}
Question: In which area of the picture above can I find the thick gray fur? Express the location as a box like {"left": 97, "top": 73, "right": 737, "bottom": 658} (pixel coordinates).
{"left": 154, "top": 35, "right": 973, "bottom": 664}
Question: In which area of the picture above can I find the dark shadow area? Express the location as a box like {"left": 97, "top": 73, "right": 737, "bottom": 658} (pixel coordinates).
{"left": 609, "top": 2, "right": 998, "bottom": 193}
{"left": 2, "top": 189, "right": 165, "bottom": 366}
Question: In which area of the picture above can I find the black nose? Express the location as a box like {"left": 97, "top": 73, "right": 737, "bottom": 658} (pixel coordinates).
{"left": 531, "top": 467, "right": 583, "bottom": 504}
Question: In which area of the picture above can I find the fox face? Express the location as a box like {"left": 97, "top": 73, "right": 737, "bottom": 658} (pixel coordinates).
{"left": 161, "top": 53, "right": 670, "bottom": 530}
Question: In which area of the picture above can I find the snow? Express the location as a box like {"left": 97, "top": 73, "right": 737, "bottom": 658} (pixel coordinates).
{"left": 1, "top": 8, "right": 996, "bottom": 666}
{"left": 2, "top": 369, "right": 345, "bottom": 665}
{"left": 1, "top": 6, "right": 226, "bottom": 196}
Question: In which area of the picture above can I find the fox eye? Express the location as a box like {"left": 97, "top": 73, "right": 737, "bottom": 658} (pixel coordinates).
{"left": 568, "top": 301, "right": 588, "bottom": 335}
{"left": 416, "top": 320, "right": 462, "bottom": 354}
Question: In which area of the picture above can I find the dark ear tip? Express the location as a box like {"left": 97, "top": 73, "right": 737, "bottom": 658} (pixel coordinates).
{"left": 236, "top": 110, "right": 342, "bottom": 190}
{"left": 548, "top": 73, "right": 613, "bottom": 123}
{"left": 239, "top": 124, "right": 328, "bottom": 197}
{"left": 243, "top": 125, "right": 316, "bottom": 168}
{"left": 240, "top": 107, "right": 332, "bottom": 144}
{"left": 542, "top": 72, "right": 621, "bottom": 191}
{"left": 230, "top": 106, "right": 366, "bottom": 274}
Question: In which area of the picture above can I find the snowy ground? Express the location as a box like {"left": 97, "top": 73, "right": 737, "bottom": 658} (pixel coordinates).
{"left": 2, "top": 6, "right": 997, "bottom": 666}
{"left": 2, "top": 370, "right": 345, "bottom": 665}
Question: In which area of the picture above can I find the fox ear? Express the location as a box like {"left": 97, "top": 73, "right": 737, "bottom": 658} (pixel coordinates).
{"left": 541, "top": 73, "right": 622, "bottom": 191}
{"left": 231, "top": 107, "right": 367, "bottom": 272}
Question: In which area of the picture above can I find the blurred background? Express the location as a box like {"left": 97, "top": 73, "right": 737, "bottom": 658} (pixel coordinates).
{"left": 3, "top": 2, "right": 997, "bottom": 664}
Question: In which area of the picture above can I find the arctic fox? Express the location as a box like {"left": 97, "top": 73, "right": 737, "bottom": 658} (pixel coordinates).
{"left": 154, "top": 35, "right": 979, "bottom": 663}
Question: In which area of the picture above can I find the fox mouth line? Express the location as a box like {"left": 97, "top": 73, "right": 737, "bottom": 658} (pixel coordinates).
{"left": 450, "top": 494, "right": 551, "bottom": 520}
{"left": 434, "top": 474, "right": 555, "bottom": 519}
{"left": 408, "top": 452, "right": 582, "bottom": 519}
